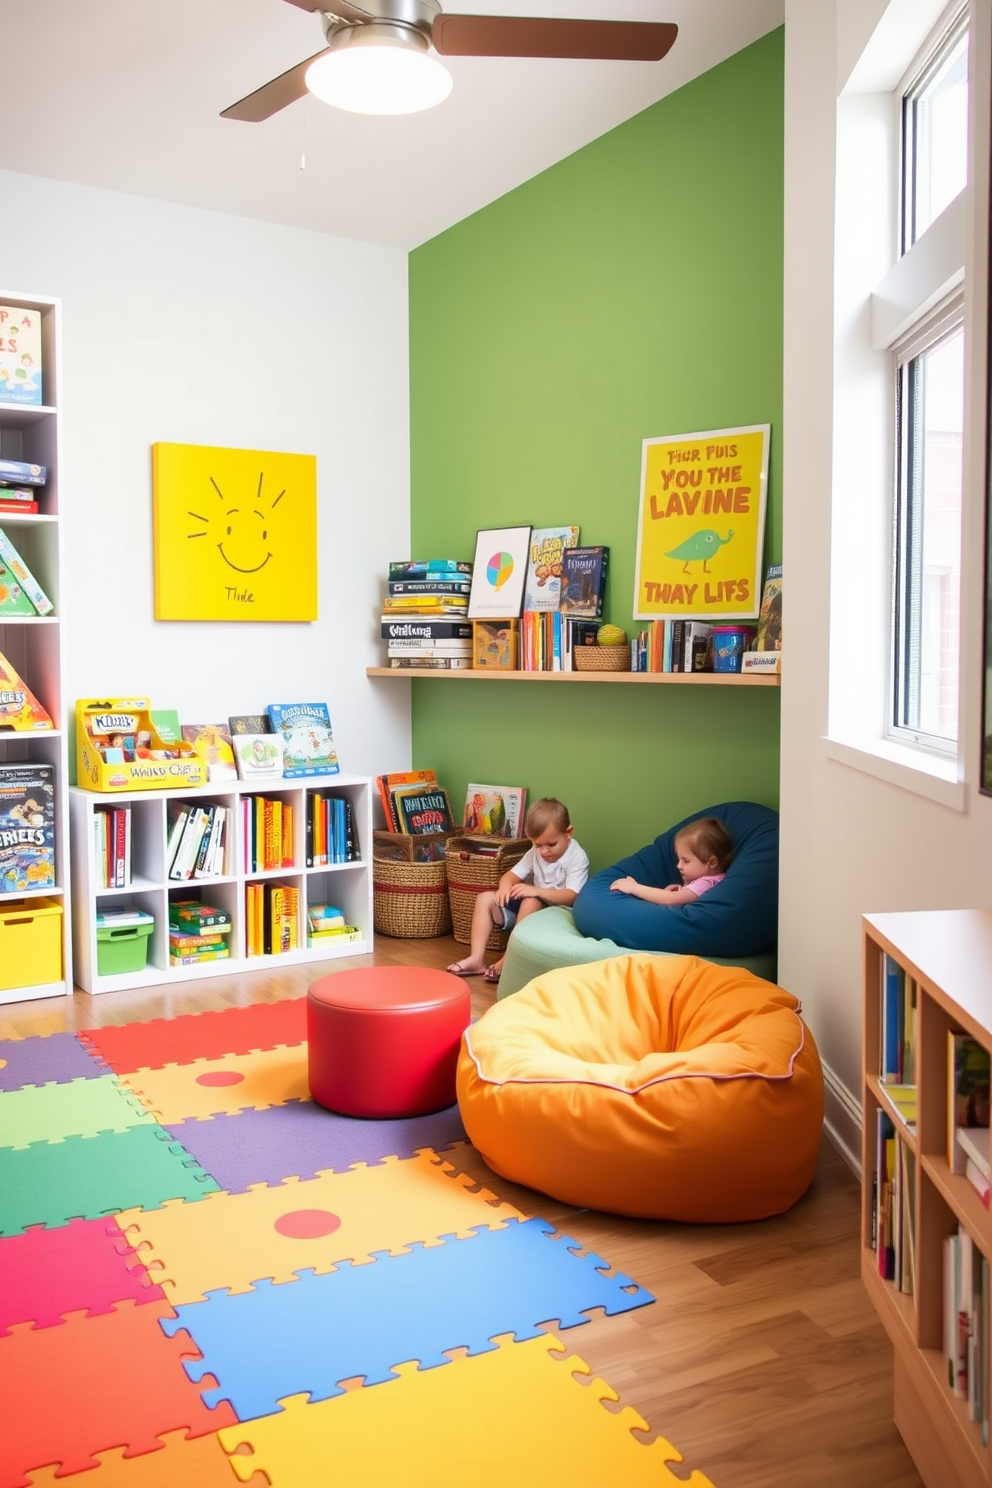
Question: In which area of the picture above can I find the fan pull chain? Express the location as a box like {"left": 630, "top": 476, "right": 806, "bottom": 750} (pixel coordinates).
{"left": 301, "top": 94, "right": 309, "bottom": 171}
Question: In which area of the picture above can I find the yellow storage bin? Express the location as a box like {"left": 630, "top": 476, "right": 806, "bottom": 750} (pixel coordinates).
{"left": 0, "top": 895, "right": 63, "bottom": 991}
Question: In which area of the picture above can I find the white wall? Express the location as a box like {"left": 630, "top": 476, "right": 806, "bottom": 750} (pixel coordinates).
{"left": 0, "top": 169, "right": 413, "bottom": 786}
{"left": 782, "top": 0, "right": 992, "bottom": 1167}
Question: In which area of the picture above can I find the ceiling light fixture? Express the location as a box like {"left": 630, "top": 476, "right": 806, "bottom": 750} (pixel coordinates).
{"left": 305, "top": 21, "right": 453, "bottom": 115}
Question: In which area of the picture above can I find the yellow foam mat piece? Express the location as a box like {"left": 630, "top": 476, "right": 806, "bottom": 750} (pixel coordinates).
{"left": 119, "top": 1043, "right": 308, "bottom": 1123}
{"left": 218, "top": 1333, "right": 717, "bottom": 1488}
{"left": 118, "top": 1150, "right": 525, "bottom": 1304}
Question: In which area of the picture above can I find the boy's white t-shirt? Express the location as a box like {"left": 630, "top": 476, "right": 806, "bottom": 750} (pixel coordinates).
{"left": 513, "top": 838, "right": 590, "bottom": 893}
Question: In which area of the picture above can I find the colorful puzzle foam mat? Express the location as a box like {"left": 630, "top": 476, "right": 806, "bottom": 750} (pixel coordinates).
{"left": 0, "top": 995, "right": 716, "bottom": 1488}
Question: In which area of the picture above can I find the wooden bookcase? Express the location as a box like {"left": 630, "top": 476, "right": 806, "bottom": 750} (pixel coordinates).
{"left": 0, "top": 291, "right": 72, "bottom": 1003}
{"left": 862, "top": 908, "right": 992, "bottom": 1488}
{"left": 69, "top": 775, "right": 373, "bottom": 995}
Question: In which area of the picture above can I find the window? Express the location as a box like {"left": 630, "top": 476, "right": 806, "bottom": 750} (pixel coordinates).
{"left": 891, "top": 304, "right": 964, "bottom": 749}
{"left": 901, "top": 14, "right": 968, "bottom": 252}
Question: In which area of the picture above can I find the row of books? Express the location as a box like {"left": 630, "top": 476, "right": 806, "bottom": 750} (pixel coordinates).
{"left": 166, "top": 802, "right": 230, "bottom": 881}
{"left": 880, "top": 951, "right": 918, "bottom": 1086}
{"left": 945, "top": 1223, "right": 991, "bottom": 1441}
{"left": 94, "top": 805, "right": 131, "bottom": 889}
{"left": 246, "top": 879, "right": 300, "bottom": 957}
{"left": 374, "top": 770, "right": 527, "bottom": 839}
{"left": 305, "top": 789, "right": 360, "bottom": 866}
{"left": 169, "top": 900, "right": 232, "bottom": 968}
{"left": 382, "top": 559, "right": 472, "bottom": 618}
{"left": 0, "top": 525, "right": 54, "bottom": 617}
{"left": 873, "top": 1110, "right": 916, "bottom": 1295}
{"left": 242, "top": 795, "right": 294, "bottom": 875}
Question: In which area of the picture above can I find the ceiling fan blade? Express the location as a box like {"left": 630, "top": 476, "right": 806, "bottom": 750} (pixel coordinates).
{"left": 221, "top": 49, "right": 329, "bottom": 122}
{"left": 431, "top": 14, "right": 677, "bottom": 61}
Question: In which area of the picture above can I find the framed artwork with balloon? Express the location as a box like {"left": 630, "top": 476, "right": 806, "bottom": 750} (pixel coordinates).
{"left": 467, "top": 526, "right": 532, "bottom": 620}
{"left": 631, "top": 424, "right": 769, "bottom": 622}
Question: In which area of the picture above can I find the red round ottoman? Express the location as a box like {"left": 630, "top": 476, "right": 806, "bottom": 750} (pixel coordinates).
{"left": 307, "top": 966, "right": 471, "bottom": 1118}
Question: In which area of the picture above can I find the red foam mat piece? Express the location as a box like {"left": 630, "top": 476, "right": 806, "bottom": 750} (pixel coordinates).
{"left": 0, "top": 1298, "right": 236, "bottom": 1487}
{"left": 79, "top": 998, "right": 307, "bottom": 1074}
{"left": 0, "top": 1217, "right": 164, "bottom": 1335}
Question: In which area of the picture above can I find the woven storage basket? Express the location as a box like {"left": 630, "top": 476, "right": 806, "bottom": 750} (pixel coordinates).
{"left": 445, "top": 835, "right": 530, "bottom": 949}
{"left": 573, "top": 644, "right": 630, "bottom": 672}
{"left": 373, "top": 854, "right": 452, "bottom": 939}
{"left": 372, "top": 829, "right": 451, "bottom": 864}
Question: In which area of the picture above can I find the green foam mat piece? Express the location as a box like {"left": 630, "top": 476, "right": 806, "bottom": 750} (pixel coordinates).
{"left": 0, "top": 1074, "right": 158, "bottom": 1150}
{"left": 0, "top": 1123, "right": 221, "bottom": 1235}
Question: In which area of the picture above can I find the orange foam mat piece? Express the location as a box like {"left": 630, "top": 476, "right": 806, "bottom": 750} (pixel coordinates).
{"left": 24, "top": 1429, "right": 238, "bottom": 1488}
{"left": 119, "top": 1044, "right": 308, "bottom": 1124}
{"left": 117, "top": 1150, "right": 526, "bottom": 1304}
{"left": 1, "top": 1299, "right": 236, "bottom": 1487}
{"left": 218, "top": 1333, "right": 718, "bottom": 1488}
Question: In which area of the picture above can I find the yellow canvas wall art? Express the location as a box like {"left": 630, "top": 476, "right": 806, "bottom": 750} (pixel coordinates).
{"left": 152, "top": 442, "right": 318, "bottom": 621}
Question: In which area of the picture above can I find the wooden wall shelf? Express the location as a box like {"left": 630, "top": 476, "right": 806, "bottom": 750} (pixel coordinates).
{"left": 366, "top": 667, "right": 780, "bottom": 686}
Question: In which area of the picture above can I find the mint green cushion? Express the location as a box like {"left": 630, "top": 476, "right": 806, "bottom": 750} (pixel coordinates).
{"left": 497, "top": 905, "right": 777, "bottom": 1000}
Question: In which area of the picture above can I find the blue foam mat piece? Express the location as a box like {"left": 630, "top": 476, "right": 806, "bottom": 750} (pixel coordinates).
{"left": 161, "top": 1216, "right": 654, "bottom": 1420}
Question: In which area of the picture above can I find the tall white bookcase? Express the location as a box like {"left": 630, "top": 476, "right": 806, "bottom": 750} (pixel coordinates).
{"left": 69, "top": 774, "right": 373, "bottom": 994}
{"left": 0, "top": 291, "right": 72, "bottom": 1003}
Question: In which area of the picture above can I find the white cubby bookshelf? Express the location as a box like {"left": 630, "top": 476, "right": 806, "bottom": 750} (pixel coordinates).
{"left": 69, "top": 774, "right": 373, "bottom": 994}
{"left": 0, "top": 291, "right": 71, "bottom": 1003}
{"left": 862, "top": 908, "right": 992, "bottom": 1488}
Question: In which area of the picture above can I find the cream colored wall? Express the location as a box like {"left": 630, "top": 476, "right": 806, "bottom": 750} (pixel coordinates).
{"left": 0, "top": 170, "right": 414, "bottom": 785}
{"left": 781, "top": 0, "right": 992, "bottom": 1168}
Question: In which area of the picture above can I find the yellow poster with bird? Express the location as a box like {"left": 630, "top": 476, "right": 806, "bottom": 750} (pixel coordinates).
{"left": 632, "top": 424, "right": 769, "bottom": 620}
{"left": 152, "top": 442, "right": 317, "bottom": 621}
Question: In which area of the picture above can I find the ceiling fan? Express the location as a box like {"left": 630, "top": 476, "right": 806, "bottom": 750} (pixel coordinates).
{"left": 222, "top": 0, "right": 678, "bottom": 120}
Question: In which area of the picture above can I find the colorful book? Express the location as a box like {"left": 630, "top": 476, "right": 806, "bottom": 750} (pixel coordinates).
{"left": 948, "top": 1032, "right": 991, "bottom": 1175}
{"left": 0, "top": 306, "right": 42, "bottom": 406}
{"left": 169, "top": 900, "right": 232, "bottom": 932}
{"left": 308, "top": 903, "right": 346, "bottom": 932}
{"left": 754, "top": 563, "right": 783, "bottom": 652}
{"left": 0, "top": 550, "right": 38, "bottom": 615}
{"left": 393, "top": 787, "right": 454, "bottom": 835}
{"left": 228, "top": 713, "right": 273, "bottom": 735}
{"left": 0, "top": 499, "right": 38, "bottom": 514}
{"left": 387, "top": 578, "right": 472, "bottom": 596}
{"left": 232, "top": 733, "right": 283, "bottom": 782}
{"left": 0, "top": 647, "right": 54, "bottom": 731}
{"left": 523, "top": 525, "right": 580, "bottom": 611}
{"left": 463, "top": 783, "right": 527, "bottom": 839}
{"left": 180, "top": 723, "right": 238, "bottom": 782}
{"left": 0, "top": 762, "right": 55, "bottom": 893}
{"left": 375, "top": 769, "right": 438, "bottom": 832}
{"left": 0, "top": 527, "right": 53, "bottom": 615}
{"left": 381, "top": 619, "right": 474, "bottom": 641}
{"left": 267, "top": 702, "right": 339, "bottom": 778}
{"left": 388, "top": 560, "right": 472, "bottom": 579}
{"left": 559, "top": 545, "right": 609, "bottom": 618}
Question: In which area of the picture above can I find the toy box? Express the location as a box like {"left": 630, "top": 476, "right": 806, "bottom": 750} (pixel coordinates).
{"left": 76, "top": 697, "right": 206, "bottom": 793}
{"left": 96, "top": 912, "right": 154, "bottom": 975}
{"left": 0, "top": 895, "right": 62, "bottom": 989}
{"left": 0, "top": 763, "right": 56, "bottom": 894}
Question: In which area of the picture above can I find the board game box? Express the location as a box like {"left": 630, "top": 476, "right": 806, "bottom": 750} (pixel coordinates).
{"left": 0, "top": 762, "right": 56, "bottom": 893}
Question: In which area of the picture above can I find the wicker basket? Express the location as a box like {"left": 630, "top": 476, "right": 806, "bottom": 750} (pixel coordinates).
{"left": 373, "top": 854, "right": 452, "bottom": 938}
{"left": 445, "top": 835, "right": 530, "bottom": 949}
{"left": 372, "top": 829, "right": 451, "bottom": 864}
{"left": 573, "top": 644, "right": 630, "bottom": 672}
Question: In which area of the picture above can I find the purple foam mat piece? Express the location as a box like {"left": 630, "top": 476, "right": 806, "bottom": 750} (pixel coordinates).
{"left": 0, "top": 1032, "right": 105, "bottom": 1091}
{"left": 164, "top": 1098, "right": 468, "bottom": 1190}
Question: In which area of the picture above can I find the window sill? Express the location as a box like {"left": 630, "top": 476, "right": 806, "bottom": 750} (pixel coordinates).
{"left": 822, "top": 735, "right": 966, "bottom": 812}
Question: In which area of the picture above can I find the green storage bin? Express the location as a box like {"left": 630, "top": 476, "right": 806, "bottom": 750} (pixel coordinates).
{"left": 96, "top": 918, "right": 154, "bottom": 975}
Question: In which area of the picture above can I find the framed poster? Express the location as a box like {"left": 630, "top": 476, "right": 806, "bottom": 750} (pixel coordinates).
{"left": 632, "top": 424, "right": 770, "bottom": 620}
{"left": 152, "top": 442, "right": 318, "bottom": 621}
{"left": 466, "top": 526, "right": 532, "bottom": 620}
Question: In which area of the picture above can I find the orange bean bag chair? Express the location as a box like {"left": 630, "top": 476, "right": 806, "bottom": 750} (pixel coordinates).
{"left": 457, "top": 954, "right": 824, "bottom": 1222}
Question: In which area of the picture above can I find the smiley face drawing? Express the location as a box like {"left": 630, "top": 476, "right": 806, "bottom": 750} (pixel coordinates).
{"left": 153, "top": 442, "right": 317, "bottom": 621}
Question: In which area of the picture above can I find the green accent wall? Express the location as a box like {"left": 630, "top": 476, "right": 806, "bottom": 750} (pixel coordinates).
{"left": 408, "top": 29, "right": 783, "bottom": 871}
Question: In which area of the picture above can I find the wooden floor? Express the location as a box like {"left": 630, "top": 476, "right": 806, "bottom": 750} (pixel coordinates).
{"left": 2, "top": 934, "right": 924, "bottom": 1488}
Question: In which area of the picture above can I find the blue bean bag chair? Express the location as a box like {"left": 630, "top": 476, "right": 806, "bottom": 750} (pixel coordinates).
{"left": 572, "top": 800, "right": 778, "bottom": 956}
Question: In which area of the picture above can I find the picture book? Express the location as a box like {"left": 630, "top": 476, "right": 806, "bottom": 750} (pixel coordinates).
{"left": 463, "top": 783, "right": 527, "bottom": 839}
{"left": 267, "top": 702, "right": 339, "bottom": 778}
{"left": 149, "top": 709, "right": 181, "bottom": 746}
{"left": 394, "top": 787, "right": 454, "bottom": 835}
{"left": 0, "top": 762, "right": 55, "bottom": 893}
{"left": 0, "top": 528, "right": 53, "bottom": 615}
{"left": 0, "top": 306, "right": 42, "bottom": 406}
{"left": 523, "top": 526, "right": 580, "bottom": 611}
{"left": 233, "top": 733, "right": 283, "bottom": 781}
{"left": 0, "top": 647, "right": 54, "bottom": 731}
{"left": 375, "top": 769, "right": 438, "bottom": 831}
{"left": 559, "top": 545, "right": 609, "bottom": 618}
{"left": 181, "top": 723, "right": 238, "bottom": 782}
{"left": 754, "top": 563, "right": 783, "bottom": 652}
{"left": 228, "top": 713, "right": 273, "bottom": 735}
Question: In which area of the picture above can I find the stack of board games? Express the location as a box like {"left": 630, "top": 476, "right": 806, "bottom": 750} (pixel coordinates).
{"left": 168, "top": 899, "right": 232, "bottom": 967}
{"left": 0, "top": 763, "right": 56, "bottom": 894}
{"left": 0, "top": 454, "right": 45, "bottom": 515}
{"left": 381, "top": 560, "right": 473, "bottom": 669}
